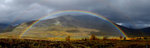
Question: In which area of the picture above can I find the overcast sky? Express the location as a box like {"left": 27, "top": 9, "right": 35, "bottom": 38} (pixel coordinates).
{"left": 0, "top": 0, "right": 150, "bottom": 28}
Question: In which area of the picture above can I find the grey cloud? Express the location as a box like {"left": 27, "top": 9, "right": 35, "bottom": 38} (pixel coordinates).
{"left": 0, "top": 0, "right": 150, "bottom": 28}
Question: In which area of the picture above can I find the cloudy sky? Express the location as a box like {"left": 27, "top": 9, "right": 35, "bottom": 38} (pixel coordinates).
{"left": 0, "top": 0, "right": 150, "bottom": 28}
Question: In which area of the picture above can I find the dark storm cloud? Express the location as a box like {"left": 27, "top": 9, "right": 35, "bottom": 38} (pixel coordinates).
{"left": 0, "top": 0, "right": 150, "bottom": 28}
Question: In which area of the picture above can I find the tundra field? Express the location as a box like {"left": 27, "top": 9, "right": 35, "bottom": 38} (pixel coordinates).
{"left": 0, "top": 38, "right": 149, "bottom": 48}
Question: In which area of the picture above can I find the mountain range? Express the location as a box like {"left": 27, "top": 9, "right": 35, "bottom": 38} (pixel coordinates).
{"left": 0, "top": 15, "right": 150, "bottom": 39}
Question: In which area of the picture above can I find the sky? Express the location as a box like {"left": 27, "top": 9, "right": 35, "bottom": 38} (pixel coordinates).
{"left": 0, "top": 0, "right": 150, "bottom": 28}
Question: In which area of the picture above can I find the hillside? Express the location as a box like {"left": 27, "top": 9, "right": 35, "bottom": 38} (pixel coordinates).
{"left": 2, "top": 15, "right": 122, "bottom": 39}
{"left": 0, "top": 15, "right": 150, "bottom": 39}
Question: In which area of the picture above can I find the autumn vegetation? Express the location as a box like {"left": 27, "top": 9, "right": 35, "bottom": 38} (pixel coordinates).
{"left": 0, "top": 35, "right": 149, "bottom": 48}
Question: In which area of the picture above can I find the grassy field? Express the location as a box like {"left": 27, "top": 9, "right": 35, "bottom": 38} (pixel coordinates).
{"left": 0, "top": 38, "right": 149, "bottom": 48}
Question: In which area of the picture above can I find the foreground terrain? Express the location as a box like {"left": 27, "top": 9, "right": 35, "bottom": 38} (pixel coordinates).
{"left": 0, "top": 38, "right": 149, "bottom": 48}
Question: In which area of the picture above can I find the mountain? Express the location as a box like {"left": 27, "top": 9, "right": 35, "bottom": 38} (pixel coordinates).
{"left": 117, "top": 24, "right": 150, "bottom": 37}
{"left": 0, "top": 15, "right": 150, "bottom": 39}
{"left": 0, "top": 23, "right": 15, "bottom": 32}
{"left": 9, "top": 15, "right": 123, "bottom": 39}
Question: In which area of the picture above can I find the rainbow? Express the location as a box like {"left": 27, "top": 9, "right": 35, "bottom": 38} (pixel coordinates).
{"left": 19, "top": 10, "right": 128, "bottom": 38}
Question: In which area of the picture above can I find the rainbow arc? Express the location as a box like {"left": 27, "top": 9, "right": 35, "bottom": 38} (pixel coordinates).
{"left": 19, "top": 10, "right": 128, "bottom": 38}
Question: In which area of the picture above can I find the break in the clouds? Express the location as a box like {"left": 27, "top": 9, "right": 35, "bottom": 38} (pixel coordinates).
{"left": 0, "top": 0, "right": 150, "bottom": 28}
